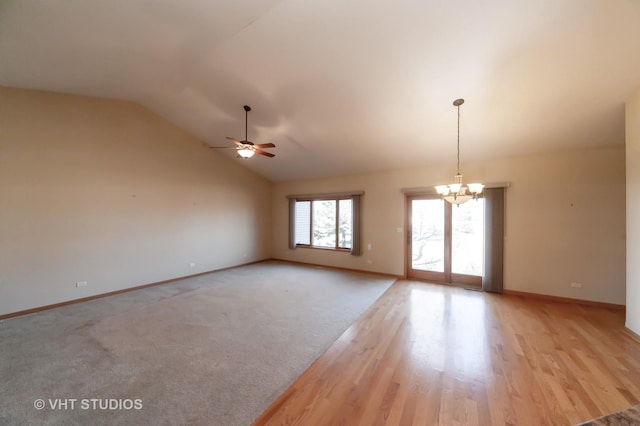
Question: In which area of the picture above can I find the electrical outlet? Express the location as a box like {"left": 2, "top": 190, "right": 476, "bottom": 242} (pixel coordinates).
{"left": 76, "top": 281, "right": 88, "bottom": 288}
{"left": 571, "top": 282, "right": 583, "bottom": 288}
{"left": 367, "top": 259, "right": 373, "bottom": 264}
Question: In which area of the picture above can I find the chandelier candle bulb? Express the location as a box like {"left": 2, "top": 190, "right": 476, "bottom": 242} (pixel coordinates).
{"left": 468, "top": 183, "right": 485, "bottom": 195}
{"left": 435, "top": 185, "right": 450, "bottom": 196}
{"left": 449, "top": 183, "right": 462, "bottom": 193}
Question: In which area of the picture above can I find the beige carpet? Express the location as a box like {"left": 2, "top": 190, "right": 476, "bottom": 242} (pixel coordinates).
{"left": 0, "top": 260, "right": 395, "bottom": 425}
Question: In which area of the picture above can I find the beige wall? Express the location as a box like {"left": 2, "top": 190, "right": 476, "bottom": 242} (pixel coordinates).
{"left": 0, "top": 85, "right": 628, "bottom": 316}
{"left": 627, "top": 88, "right": 640, "bottom": 332}
{"left": 0, "top": 87, "right": 272, "bottom": 316}
{"left": 273, "top": 145, "right": 626, "bottom": 304}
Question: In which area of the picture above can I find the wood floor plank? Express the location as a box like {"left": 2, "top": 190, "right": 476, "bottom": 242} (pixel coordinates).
{"left": 253, "top": 281, "right": 640, "bottom": 425}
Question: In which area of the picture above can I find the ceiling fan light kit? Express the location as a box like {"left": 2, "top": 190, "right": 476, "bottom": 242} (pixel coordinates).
{"left": 435, "top": 98, "right": 484, "bottom": 205}
{"left": 237, "top": 148, "right": 255, "bottom": 158}
{"left": 210, "top": 105, "right": 276, "bottom": 159}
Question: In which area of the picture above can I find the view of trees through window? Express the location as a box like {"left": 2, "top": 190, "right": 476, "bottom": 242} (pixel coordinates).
{"left": 312, "top": 200, "right": 336, "bottom": 247}
{"left": 295, "top": 198, "right": 352, "bottom": 249}
{"left": 411, "top": 198, "right": 484, "bottom": 277}
{"left": 338, "top": 199, "right": 352, "bottom": 248}
{"left": 452, "top": 199, "right": 484, "bottom": 276}
{"left": 411, "top": 199, "right": 445, "bottom": 272}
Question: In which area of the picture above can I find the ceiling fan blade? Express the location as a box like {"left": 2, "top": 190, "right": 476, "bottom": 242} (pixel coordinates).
{"left": 253, "top": 143, "right": 276, "bottom": 149}
{"left": 225, "top": 137, "right": 244, "bottom": 146}
{"left": 210, "top": 146, "right": 238, "bottom": 149}
{"left": 254, "top": 148, "right": 275, "bottom": 158}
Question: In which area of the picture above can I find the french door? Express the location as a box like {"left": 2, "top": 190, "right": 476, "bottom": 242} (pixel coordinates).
{"left": 407, "top": 195, "right": 484, "bottom": 285}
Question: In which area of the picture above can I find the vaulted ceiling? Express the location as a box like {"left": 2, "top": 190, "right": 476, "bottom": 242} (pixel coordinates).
{"left": 2, "top": 0, "right": 640, "bottom": 182}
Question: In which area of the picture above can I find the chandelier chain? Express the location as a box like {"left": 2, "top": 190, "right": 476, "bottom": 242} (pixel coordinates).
{"left": 456, "top": 102, "right": 461, "bottom": 175}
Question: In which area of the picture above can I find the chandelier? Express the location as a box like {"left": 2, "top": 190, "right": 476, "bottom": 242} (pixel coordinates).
{"left": 435, "top": 98, "right": 483, "bottom": 205}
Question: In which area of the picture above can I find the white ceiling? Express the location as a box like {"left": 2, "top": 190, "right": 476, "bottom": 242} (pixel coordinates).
{"left": 2, "top": 0, "right": 640, "bottom": 182}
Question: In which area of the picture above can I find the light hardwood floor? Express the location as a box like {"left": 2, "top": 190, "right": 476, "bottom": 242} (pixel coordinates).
{"left": 254, "top": 280, "right": 640, "bottom": 425}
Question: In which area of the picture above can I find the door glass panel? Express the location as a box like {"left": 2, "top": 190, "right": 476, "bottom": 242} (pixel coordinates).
{"left": 452, "top": 199, "right": 484, "bottom": 276}
{"left": 411, "top": 199, "right": 444, "bottom": 272}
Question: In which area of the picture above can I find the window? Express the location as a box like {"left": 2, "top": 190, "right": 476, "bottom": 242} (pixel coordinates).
{"left": 288, "top": 192, "right": 362, "bottom": 254}
{"left": 294, "top": 198, "right": 352, "bottom": 249}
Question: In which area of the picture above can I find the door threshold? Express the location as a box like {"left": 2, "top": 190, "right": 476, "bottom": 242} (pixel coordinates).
{"left": 407, "top": 278, "right": 482, "bottom": 291}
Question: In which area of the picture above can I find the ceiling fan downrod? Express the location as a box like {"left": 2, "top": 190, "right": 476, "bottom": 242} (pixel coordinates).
{"left": 244, "top": 105, "right": 251, "bottom": 142}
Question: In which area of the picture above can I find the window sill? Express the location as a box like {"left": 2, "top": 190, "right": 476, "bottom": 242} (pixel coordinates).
{"left": 295, "top": 245, "right": 351, "bottom": 253}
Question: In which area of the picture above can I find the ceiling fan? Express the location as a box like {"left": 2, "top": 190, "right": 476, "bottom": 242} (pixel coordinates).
{"left": 210, "top": 105, "right": 276, "bottom": 159}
